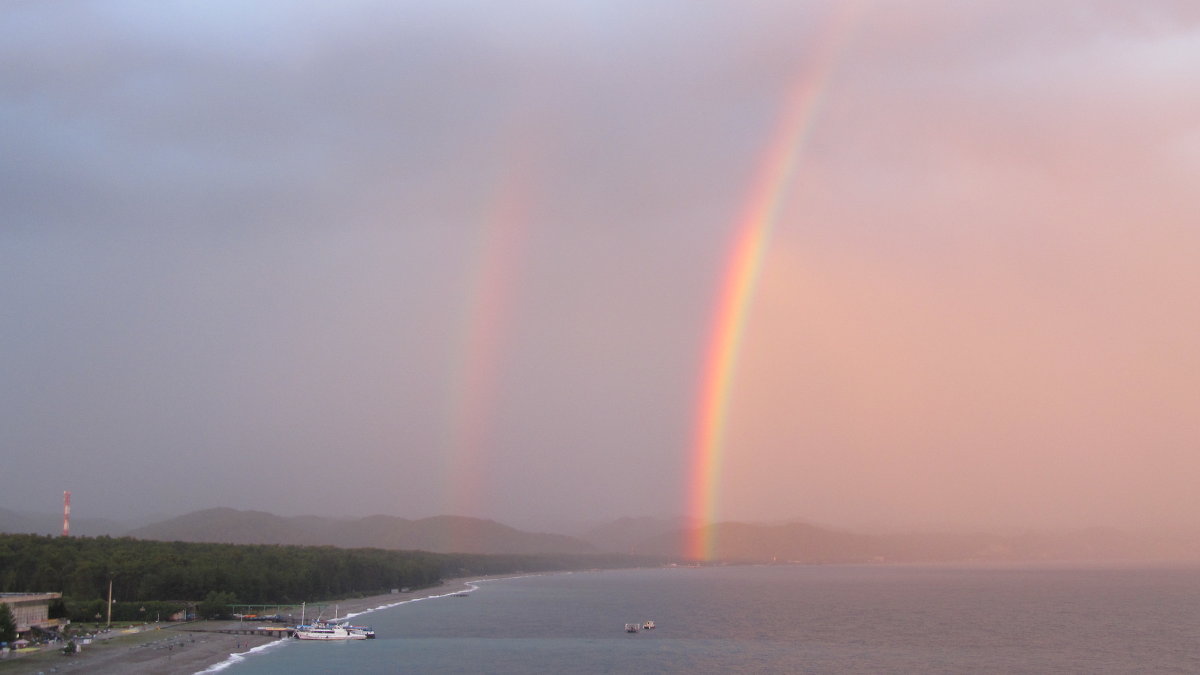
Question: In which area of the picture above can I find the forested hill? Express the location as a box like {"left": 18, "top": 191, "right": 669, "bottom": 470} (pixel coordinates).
{"left": 0, "top": 533, "right": 660, "bottom": 613}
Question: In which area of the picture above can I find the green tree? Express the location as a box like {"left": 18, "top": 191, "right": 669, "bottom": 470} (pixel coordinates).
{"left": 0, "top": 601, "right": 16, "bottom": 645}
{"left": 198, "top": 591, "right": 238, "bottom": 620}
{"left": 48, "top": 597, "right": 67, "bottom": 619}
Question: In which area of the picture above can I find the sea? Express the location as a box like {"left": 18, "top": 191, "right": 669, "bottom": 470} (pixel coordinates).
{"left": 210, "top": 564, "right": 1200, "bottom": 674}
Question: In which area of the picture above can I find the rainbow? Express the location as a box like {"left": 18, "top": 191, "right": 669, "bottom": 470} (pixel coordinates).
{"left": 685, "top": 4, "right": 864, "bottom": 560}
{"left": 442, "top": 156, "right": 536, "bottom": 527}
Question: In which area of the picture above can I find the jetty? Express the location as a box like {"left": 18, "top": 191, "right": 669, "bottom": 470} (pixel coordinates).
{"left": 175, "top": 625, "right": 295, "bottom": 639}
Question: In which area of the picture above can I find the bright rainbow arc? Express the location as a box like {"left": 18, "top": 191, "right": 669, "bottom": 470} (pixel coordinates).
{"left": 685, "top": 5, "right": 863, "bottom": 561}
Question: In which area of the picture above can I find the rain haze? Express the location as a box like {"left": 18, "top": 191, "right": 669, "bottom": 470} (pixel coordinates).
{"left": 3, "top": 0, "right": 1198, "bottom": 535}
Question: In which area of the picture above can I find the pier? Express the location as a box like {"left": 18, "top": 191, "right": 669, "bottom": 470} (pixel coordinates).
{"left": 177, "top": 625, "right": 294, "bottom": 639}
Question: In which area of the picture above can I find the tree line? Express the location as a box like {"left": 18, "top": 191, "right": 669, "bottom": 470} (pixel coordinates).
{"left": 0, "top": 534, "right": 662, "bottom": 622}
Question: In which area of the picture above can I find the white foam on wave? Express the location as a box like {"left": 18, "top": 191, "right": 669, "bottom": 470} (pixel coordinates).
{"left": 340, "top": 573, "right": 549, "bottom": 620}
{"left": 340, "top": 581, "right": 482, "bottom": 620}
{"left": 195, "top": 575, "right": 546, "bottom": 672}
{"left": 194, "top": 635, "right": 290, "bottom": 674}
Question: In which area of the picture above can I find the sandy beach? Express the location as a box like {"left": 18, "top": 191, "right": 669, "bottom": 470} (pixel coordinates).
{"left": 0, "top": 579, "right": 477, "bottom": 675}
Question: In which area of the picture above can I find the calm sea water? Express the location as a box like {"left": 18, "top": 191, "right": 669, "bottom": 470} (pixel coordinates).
{"left": 216, "top": 564, "right": 1200, "bottom": 674}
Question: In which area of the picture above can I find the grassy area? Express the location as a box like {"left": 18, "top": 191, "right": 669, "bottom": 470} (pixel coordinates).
{"left": 0, "top": 624, "right": 174, "bottom": 673}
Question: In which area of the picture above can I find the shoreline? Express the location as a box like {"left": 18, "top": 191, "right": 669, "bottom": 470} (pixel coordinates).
{"left": 0, "top": 578, "right": 483, "bottom": 675}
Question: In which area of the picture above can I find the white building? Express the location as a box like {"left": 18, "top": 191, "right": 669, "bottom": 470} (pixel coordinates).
{"left": 0, "top": 593, "right": 64, "bottom": 633}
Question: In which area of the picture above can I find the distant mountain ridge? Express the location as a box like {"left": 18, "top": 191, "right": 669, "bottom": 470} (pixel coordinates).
{"left": 6, "top": 505, "right": 1196, "bottom": 562}
{"left": 125, "top": 508, "right": 597, "bottom": 555}
{"left": 633, "top": 521, "right": 1200, "bottom": 563}
{"left": 578, "top": 515, "right": 698, "bottom": 554}
{"left": 575, "top": 516, "right": 1200, "bottom": 563}
{"left": 0, "top": 507, "right": 132, "bottom": 537}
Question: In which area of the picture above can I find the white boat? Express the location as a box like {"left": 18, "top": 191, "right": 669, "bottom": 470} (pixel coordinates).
{"left": 346, "top": 624, "right": 376, "bottom": 639}
{"left": 293, "top": 621, "right": 367, "bottom": 640}
{"left": 624, "top": 623, "right": 640, "bottom": 633}
{"left": 642, "top": 620, "right": 656, "bottom": 630}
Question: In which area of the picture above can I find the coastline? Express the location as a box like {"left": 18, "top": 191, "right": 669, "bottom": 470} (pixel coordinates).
{"left": 0, "top": 578, "right": 480, "bottom": 675}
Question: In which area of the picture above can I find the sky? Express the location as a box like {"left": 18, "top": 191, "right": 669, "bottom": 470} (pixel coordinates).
{"left": 2, "top": 0, "right": 1199, "bottom": 534}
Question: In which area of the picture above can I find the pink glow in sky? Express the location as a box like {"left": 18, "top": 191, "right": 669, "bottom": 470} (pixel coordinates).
{"left": 1, "top": 1, "right": 1198, "bottom": 534}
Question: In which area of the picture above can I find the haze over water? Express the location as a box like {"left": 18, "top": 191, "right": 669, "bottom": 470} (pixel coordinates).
{"left": 220, "top": 566, "right": 1200, "bottom": 674}
{"left": 3, "top": 1, "right": 1199, "bottom": 536}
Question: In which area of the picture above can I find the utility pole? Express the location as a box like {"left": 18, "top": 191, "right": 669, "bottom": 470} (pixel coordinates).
{"left": 107, "top": 578, "right": 113, "bottom": 627}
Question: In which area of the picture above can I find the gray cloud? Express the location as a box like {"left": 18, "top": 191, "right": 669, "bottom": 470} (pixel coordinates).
{"left": 3, "top": 1, "right": 1199, "bottom": 533}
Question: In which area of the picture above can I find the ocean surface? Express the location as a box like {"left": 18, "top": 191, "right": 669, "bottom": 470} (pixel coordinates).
{"left": 213, "top": 564, "right": 1200, "bottom": 674}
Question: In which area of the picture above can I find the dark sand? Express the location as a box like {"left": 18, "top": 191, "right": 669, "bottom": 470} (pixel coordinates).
{"left": 0, "top": 579, "right": 476, "bottom": 675}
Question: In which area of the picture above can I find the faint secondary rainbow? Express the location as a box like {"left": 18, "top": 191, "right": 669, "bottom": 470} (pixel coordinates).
{"left": 685, "top": 4, "right": 864, "bottom": 561}
{"left": 442, "top": 156, "right": 536, "bottom": 531}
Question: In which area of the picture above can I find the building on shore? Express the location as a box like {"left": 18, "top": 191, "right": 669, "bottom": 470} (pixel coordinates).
{"left": 0, "top": 593, "right": 65, "bottom": 634}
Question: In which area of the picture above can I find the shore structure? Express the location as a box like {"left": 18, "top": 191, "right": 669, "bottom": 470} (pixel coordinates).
{"left": 0, "top": 580, "right": 478, "bottom": 675}
{"left": 0, "top": 593, "right": 65, "bottom": 635}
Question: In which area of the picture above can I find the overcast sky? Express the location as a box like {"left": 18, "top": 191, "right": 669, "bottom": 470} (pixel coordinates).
{"left": 3, "top": 0, "right": 1198, "bottom": 533}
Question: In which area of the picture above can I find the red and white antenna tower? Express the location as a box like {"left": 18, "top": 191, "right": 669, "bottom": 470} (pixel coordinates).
{"left": 62, "top": 491, "right": 71, "bottom": 537}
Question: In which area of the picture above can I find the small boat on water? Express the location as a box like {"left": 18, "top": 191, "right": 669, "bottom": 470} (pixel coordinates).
{"left": 346, "top": 624, "right": 376, "bottom": 639}
{"left": 624, "top": 623, "right": 640, "bottom": 633}
{"left": 642, "top": 620, "right": 656, "bottom": 630}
